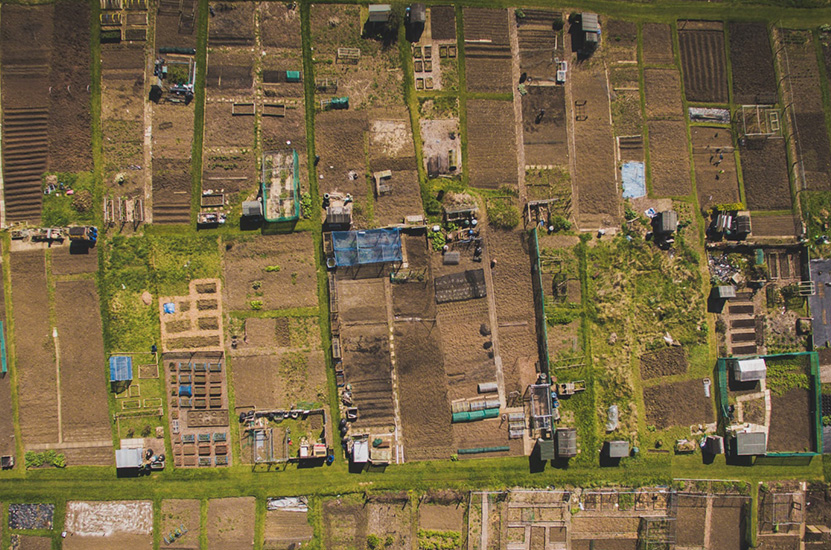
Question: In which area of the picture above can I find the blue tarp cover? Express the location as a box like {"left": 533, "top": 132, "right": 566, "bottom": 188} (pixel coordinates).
{"left": 163, "top": 302, "right": 176, "bottom": 314}
{"left": 109, "top": 356, "right": 133, "bottom": 382}
{"left": 332, "top": 228, "right": 402, "bottom": 267}
{"left": 621, "top": 161, "right": 645, "bottom": 199}
{"left": 179, "top": 385, "right": 192, "bottom": 397}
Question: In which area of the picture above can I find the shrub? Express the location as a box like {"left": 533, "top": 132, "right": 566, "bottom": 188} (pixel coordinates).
{"left": 549, "top": 215, "right": 571, "bottom": 232}
{"left": 250, "top": 300, "right": 263, "bottom": 310}
{"left": 141, "top": 424, "right": 153, "bottom": 437}
{"left": 265, "top": 265, "right": 281, "bottom": 272}
{"left": 425, "top": 196, "right": 442, "bottom": 216}
{"left": 488, "top": 200, "right": 519, "bottom": 229}
{"left": 300, "top": 192, "right": 312, "bottom": 218}
{"left": 367, "top": 534, "right": 381, "bottom": 549}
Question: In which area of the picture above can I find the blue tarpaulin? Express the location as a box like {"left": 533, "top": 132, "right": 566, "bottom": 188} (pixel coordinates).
{"left": 621, "top": 161, "right": 645, "bottom": 199}
{"left": 163, "top": 302, "right": 176, "bottom": 314}
{"left": 109, "top": 356, "right": 133, "bottom": 382}
{"left": 179, "top": 385, "right": 192, "bottom": 397}
{"left": 332, "top": 228, "right": 402, "bottom": 267}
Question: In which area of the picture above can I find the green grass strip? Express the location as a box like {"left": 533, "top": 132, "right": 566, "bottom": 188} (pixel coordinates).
{"left": 190, "top": 0, "right": 210, "bottom": 224}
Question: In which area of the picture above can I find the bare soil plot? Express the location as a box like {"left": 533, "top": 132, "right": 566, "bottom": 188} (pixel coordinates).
{"left": 155, "top": 0, "right": 199, "bottom": 50}
{"left": 572, "top": 68, "right": 617, "bottom": 226}
{"left": 48, "top": 0, "right": 92, "bottom": 173}
{"left": 642, "top": 23, "right": 674, "bottom": 65}
{"left": 152, "top": 102, "right": 195, "bottom": 158}
{"left": 603, "top": 19, "right": 638, "bottom": 63}
{"left": 740, "top": 138, "right": 792, "bottom": 211}
{"left": 768, "top": 387, "right": 813, "bottom": 452}
{"left": 675, "top": 495, "right": 706, "bottom": 547}
{"left": 467, "top": 99, "right": 517, "bottom": 189}
{"left": 522, "top": 86, "right": 568, "bottom": 166}
{"left": 208, "top": 1, "right": 254, "bottom": 46}
{"left": 1, "top": 4, "right": 52, "bottom": 222}
{"left": 160, "top": 500, "right": 200, "bottom": 549}
{"left": 369, "top": 115, "right": 423, "bottom": 225}
{"left": 679, "top": 23, "right": 729, "bottom": 103}
{"left": 517, "top": 10, "right": 563, "bottom": 79}
{"left": 436, "top": 298, "right": 495, "bottom": 403}
{"left": 640, "top": 347, "right": 687, "bottom": 379}
{"left": 751, "top": 214, "right": 797, "bottom": 238}
{"left": 643, "top": 69, "right": 684, "bottom": 119}
{"left": 396, "top": 310, "right": 453, "bottom": 461}
{"left": 264, "top": 509, "right": 313, "bottom": 550}
{"left": 463, "top": 8, "right": 512, "bottom": 93}
{"left": 261, "top": 100, "right": 306, "bottom": 152}
{"left": 55, "top": 281, "right": 111, "bottom": 458}
{"left": 206, "top": 50, "right": 254, "bottom": 93}
{"left": 419, "top": 502, "right": 464, "bottom": 532}
{"left": 708, "top": 498, "right": 747, "bottom": 550}
{"left": 223, "top": 233, "right": 317, "bottom": 311}
{"left": 152, "top": 158, "right": 192, "bottom": 224}
{"left": 757, "top": 536, "right": 800, "bottom": 550}
{"left": 431, "top": 6, "right": 456, "bottom": 41}
{"left": 260, "top": 2, "right": 301, "bottom": 48}
{"left": 340, "top": 310, "right": 395, "bottom": 427}
{"left": 644, "top": 378, "right": 713, "bottom": 429}
{"left": 206, "top": 498, "right": 255, "bottom": 550}
{"left": 782, "top": 30, "right": 831, "bottom": 191}
{"left": 242, "top": 318, "right": 278, "bottom": 349}
{"left": 691, "top": 127, "right": 739, "bottom": 211}
{"left": 202, "top": 148, "right": 256, "bottom": 195}
{"left": 231, "top": 351, "right": 326, "bottom": 411}
{"left": 315, "top": 110, "right": 369, "bottom": 199}
{"left": 11, "top": 251, "right": 57, "bottom": 446}
{"left": 13, "top": 536, "right": 51, "bottom": 550}
{"left": 204, "top": 102, "right": 254, "bottom": 147}
{"left": 322, "top": 498, "right": 366, "bottom": 549}
{"left": 648, "top": 120, "right": 692, "bottom": 197}
{"left": 729, "top": 22, "right": 777, "bottom": 104}
{"left": 488, "top": 229, "right": 540, "bottom": 397}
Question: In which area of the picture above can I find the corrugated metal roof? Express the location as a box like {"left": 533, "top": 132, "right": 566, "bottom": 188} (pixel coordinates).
{"left": 115, "top": 447, "right": 143, "bottom": 469}
{"left": 582, "top": 13, "right": 599, "bottom": 32}
{"left": 735, "top": 431, "right": 767, "bottom": 455}
{"left": 607, "top": 440, "right": 629, "bottom": 458}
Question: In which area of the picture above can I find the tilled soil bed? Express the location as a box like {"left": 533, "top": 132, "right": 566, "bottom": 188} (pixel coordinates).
{"left": 640, "top": 347, "right": 687, "bottom": 380}
{"left": 644, "top": 378, "right": 714, "bottom": 429}
{"left": 768, "top": 387, "right": 814, "bottom": 453}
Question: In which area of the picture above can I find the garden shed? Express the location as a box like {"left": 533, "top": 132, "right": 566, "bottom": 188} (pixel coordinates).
{"left": 734, "top": 431, "right": 767, "bottom": 456}
{"left": 605, "top": 440, "right": 629, "bottom": 458}
{"left": 537, "top": 438, "right": 556, "bottom": 461}
{"left": 556, "top": 427, "right": 577, "bottom": 458}
{"left": 115, "top": 447, "right": 143, "bottom": 470}
{"left": 733, "top": 358, "right": 766, "bottom": 382}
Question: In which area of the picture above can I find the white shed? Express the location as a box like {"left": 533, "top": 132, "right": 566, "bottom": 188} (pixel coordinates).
{"left": 733, "top": 358, "right": 766, "bottom": 382}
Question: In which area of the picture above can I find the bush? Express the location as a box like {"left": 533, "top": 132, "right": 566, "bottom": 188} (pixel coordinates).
{"left": 141, "top": 424, "right": 153, "bottom": 437}
{"left": 549, "top": 215, "right": 571, "bottom": 232}
{"left": 367, "top": 534, "right": 381, "bottom": 550}
{"left": 488, "top": 200, "right": 519, "bottom": 229}
{"left": 425, "top": 196, "right": 442, "bottom": 216}
{"left": 300, "top": 192, "right": 312, "bottom": 219}
{"left": 823, "top": 415, "right": 831, "bottom": 427}
{"left": 250, "top": 300, "right": 263, "bottom": 310}
{"left": 429, "top": 231, "right": 446, "bottom": 252}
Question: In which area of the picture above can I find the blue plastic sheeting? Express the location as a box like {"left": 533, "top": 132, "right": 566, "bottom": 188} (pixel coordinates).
{"left": 621, "top": 161, "right": 645, "bottom": 199}
{"left": 109, "top": 356, "right": 133, "bottom": 382}
{"left": 332, "top": 228, "right": 402, "bottom": 267}
{"left": 163, "top": 302, "right": 176, "bottom": 314}
{"left": 179, "top": 385, "right": 193, "bottom": 397}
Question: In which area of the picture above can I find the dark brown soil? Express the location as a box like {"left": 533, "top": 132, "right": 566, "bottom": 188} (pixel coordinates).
{"left": 198, "top": 317, "right": 219, "bottom": 330}
{"left": 51, "top": 245, "right": 98, "bottom": 275}
{"left": 204, "top": 102, "right": 254, "bottom": 147}
{"left": 640, "top": 347, "right": 688, "bottom": 380}
{"left": 806, "top": 483, "right": 831, "bottom": 525}
{"left": 467, "top": 99, "right": 518, "bottom": 189}
{"left": 11, "top": 251, "right": 58, "bottom": 446}
{"left": 691, "top": 127, "right": 740, "bottom": 211}
{"left": 463, "top": 8, "right": 511, "bottom": 93}
{"left": 648, "top": 120, "right": 692, "bottom": 196}
{"left": 48, "top": 0, "right": 92, "bottom": 173}
{"left": 676, "top": 495, "right": 707, "bottom": 547}
{"left": 522, "top": 86, "right": 568, "bottom": 166}
{"left": 642, "top": 23, "right": 674, "bottom": 65}
{"left": 323, "top": 499, "right": 367, "bottom": 549}
{"left": 644, "top": 69, "right": 684, "bottom": 119}
{"left": 679, "top": 26, "right": 729, "bottom": 103}
{"left": 708, "top": 498, "right": 747, "bottom": 550}
{"left": 197, "top": 299, "right": 218, "bottom": 310}
{"left": 729, "top": 22, "right": 777, "bottom": 104}
{"left": 14, "top": 536, "right": 52, "bottom": 550}
{"left": 768, "top": 387, "right": 814, "bottom": 453}
{"left": 740, "top": 138, "right": 792, "bottom": 211}
{"left": 167, "top": 335, "right": 220, "bottom": 349}
{"left": 152, "top": 158, "right": 191, "bottom": 224}
{"left": 644, "top": 378, "right": 714, "bottom": 429}
{"left": 260, "top": 2, "right": 301, "bottom": 48}
{"left": 315, "top": 110, "right": 369, "bottom": 200}
{"left": 166, "top": 320, "right": 191, "bottom": 333}
{"left": 196, "top": 283, "right": 217, "bottom": 294}
{"left": 756, "top": 536, "right": 800, "bottom": 550}
{"left": 430, "top": 6, "right": 456, "bottom": 41}
{"left": 208, "top": 1, "right": 255, "bottom": 46}
{"left": 55, "top": 280, "right": 112, "bottom": 462}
